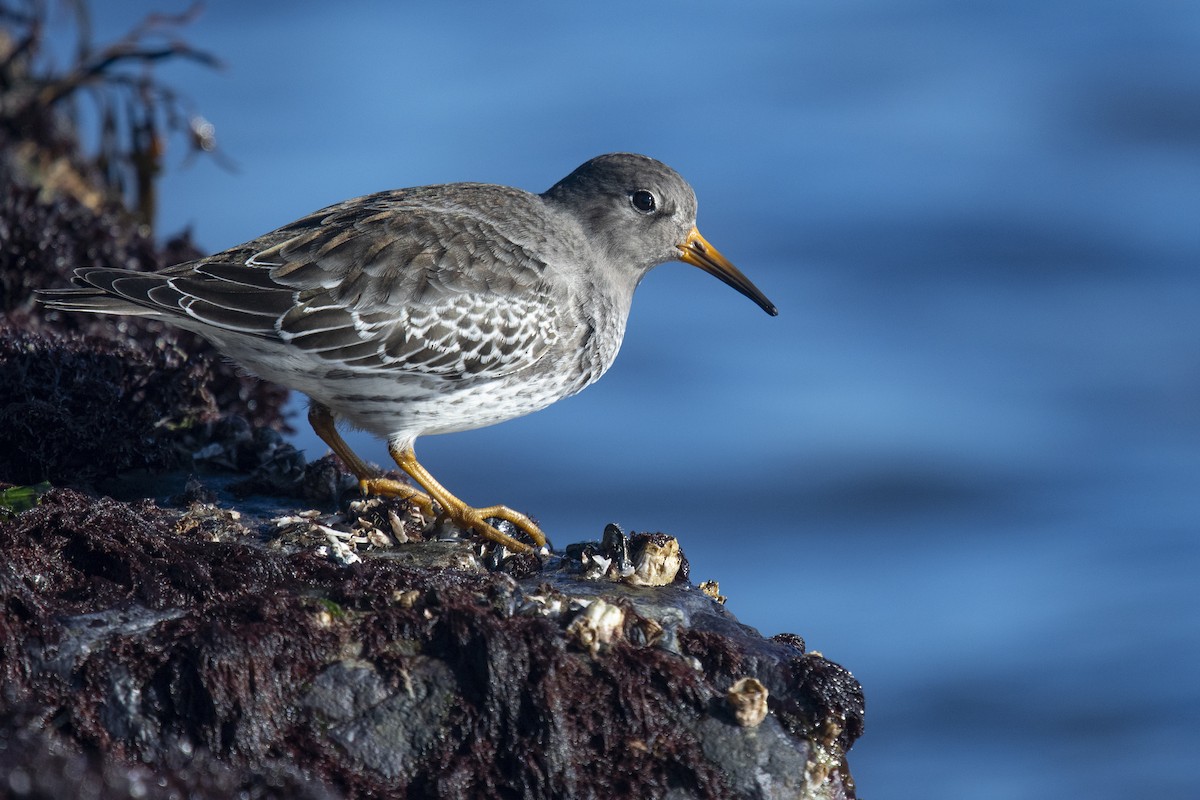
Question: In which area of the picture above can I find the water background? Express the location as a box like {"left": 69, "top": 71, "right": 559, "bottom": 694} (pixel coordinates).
{"left": 48, "top": 2, "right": 1200, "bottom": 796}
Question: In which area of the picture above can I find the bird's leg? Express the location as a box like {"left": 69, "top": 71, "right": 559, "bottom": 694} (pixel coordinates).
{"left": 307, "top": 403, "right": 434, "bottom": 516}
{"left": 387, "top": 441, "right": 547, "bottom": 553}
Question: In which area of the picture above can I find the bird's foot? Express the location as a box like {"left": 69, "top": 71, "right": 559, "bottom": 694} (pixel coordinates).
{"left": 359, "top": 477, "right": 436, "bottom": 517}
{"left": 360, "top": 478, "right": 544, "bottom": 553}
{"left": 448, "top": 503, "right": 546, "bottom": 554}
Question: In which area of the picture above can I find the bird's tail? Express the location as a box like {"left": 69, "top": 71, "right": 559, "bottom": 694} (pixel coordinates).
{"left": 37, "top": 267, "right": 167, "bottom": 317}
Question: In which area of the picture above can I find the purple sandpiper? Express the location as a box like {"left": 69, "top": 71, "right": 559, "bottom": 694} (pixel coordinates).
{"left": 41, "top": 153, "right": 778, "bottom": 552}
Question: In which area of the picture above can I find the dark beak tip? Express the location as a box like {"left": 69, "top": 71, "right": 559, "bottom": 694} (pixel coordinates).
{"left": 678, "top": 231, "right": 777, "bottom": 318}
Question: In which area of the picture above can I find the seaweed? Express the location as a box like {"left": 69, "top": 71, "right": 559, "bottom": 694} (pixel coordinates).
{"left": 0, "top": 2, "right": 291, "bottom": 488}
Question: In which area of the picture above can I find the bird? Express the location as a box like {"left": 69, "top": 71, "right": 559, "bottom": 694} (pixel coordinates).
{"left": 40, "top": 153, "right": 778, "bottom": 553}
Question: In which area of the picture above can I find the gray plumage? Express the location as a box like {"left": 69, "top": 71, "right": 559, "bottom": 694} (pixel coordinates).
{"left": 42, "top": 152, "right": 776, "bottom": 456}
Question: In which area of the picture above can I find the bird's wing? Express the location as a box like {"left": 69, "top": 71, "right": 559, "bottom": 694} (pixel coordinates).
{"left": 60, "top": 192, "right": 565, "bottom": 381}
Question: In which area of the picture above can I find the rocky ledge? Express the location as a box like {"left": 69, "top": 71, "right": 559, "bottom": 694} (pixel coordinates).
{"left": 0, "top": 463, "right": 863, "bottom": 800}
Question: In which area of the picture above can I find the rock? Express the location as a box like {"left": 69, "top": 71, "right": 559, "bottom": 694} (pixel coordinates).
{"left": 0, "top": 486, "right": 864, "bottom": 799}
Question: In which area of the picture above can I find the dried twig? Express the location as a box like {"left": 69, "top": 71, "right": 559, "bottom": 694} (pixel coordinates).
{"left": 0, "top": 0, "right": 230, "bottom": 228}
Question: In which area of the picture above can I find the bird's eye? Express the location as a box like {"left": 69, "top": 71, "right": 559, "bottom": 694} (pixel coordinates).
{"left": 630, "top": 190, "right": 657, "bottom": 214}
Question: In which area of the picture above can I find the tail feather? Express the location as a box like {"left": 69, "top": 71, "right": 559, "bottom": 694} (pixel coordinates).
{"left": 38, "top": 266, "right": 290, "bottom": 340}
{"left": 38, "top": 287, "right": 162, "bottom": 316}
{"left": 37, "top": 268, "right": 169, "bottom": 317}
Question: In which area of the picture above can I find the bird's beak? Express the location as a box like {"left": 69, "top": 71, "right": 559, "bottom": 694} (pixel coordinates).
{"left": 676, "top": 227, "right": 778, "bottom": 316}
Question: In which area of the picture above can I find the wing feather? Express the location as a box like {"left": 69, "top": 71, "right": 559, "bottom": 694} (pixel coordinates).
{"left": 46, "top": 185, "right": 566, "bottom": 380}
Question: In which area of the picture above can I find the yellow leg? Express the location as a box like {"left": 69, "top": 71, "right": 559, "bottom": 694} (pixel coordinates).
{"left": 387, "top": 441, "right": 546, "bottom": 553}
{"left": 307, "top": 403, "right": 434, "bottom": 516}
{"left": 307, "top": 403, "right": 545, "bottom": 552}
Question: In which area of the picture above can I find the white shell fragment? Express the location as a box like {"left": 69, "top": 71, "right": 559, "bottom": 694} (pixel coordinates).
{"left": 269, "top": 500, "right": 433, "bottom": 564}
{"left": 727, "top": 677, "right": 769, "bottom": 727}
{"left": 699, "top": 580, "right": 727, "bottom": 604}
{"left": 627, "top": 536, "right": 682, "bottom": 587}
{"left": 320, "top": 526, "right": 362, "bottom": 565}
{"left": 566, "top": 598, "right": 625, "bottom": 656}
{"left": 387, "top": 509, "right": 411, "bottom": 543}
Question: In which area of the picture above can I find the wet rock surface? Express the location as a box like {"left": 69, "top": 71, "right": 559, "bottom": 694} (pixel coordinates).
{"left": 0, "top": 479, "right": 863, "bottom": 800}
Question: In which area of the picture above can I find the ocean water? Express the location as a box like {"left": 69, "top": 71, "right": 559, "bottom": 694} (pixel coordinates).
{"left": 55, "top": 1, "right": 1200, "bottom": 796}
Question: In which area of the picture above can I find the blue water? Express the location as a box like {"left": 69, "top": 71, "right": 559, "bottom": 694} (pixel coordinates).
{"left": 66, "top": 2, "right": 1200, "bottom": 796}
